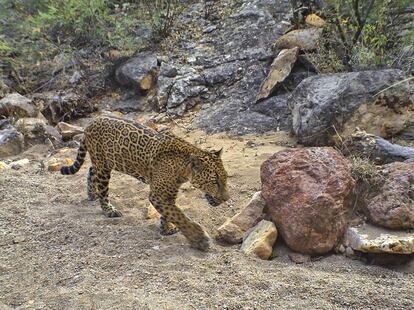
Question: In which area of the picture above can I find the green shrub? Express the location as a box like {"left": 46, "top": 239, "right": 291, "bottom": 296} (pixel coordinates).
{"left": 317, "top": 0, "right": 414, "bottom": 71}
{"left": 0, "top": 0, "right": 183, "bottom": 92}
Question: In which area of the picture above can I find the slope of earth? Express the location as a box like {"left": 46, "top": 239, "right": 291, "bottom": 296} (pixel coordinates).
{"left": 1, "top": 128, "right": 413, "bottom": 310}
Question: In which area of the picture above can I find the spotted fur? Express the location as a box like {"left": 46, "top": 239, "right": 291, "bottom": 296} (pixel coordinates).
{"left": 61, "top": 116, "right": 230, "bottom": 251}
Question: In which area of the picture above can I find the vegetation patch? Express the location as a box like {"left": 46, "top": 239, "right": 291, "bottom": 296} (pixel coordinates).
{"left": 306, "top": 0, "right": 414, "bottom": 72}
{"left": 0, "top": 0, "right": 180, "bottom": 93}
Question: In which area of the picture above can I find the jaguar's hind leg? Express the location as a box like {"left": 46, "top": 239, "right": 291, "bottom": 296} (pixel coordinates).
{"left": 160, "top": 216, "right": 180, "bottom": 236}
{"left": 95, "top": 167, "right": 122, "bottom": 218}
{"left": 86, "top": 167, "right": 97, "bottom": 201}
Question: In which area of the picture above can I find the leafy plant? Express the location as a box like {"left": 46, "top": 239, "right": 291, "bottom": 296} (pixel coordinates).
{"left": 140, "top": 0, "right": 178, "bottom": 39}
{"left": 316, "top": 0, "right": 414, "bottom": 71}
{"left": 0, "top": 0, "right": 184, "bottom": 92}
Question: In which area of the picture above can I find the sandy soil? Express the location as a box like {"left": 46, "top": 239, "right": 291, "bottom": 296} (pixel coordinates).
{"left": 1, "top": 122, "right": 413, "bottom": 310}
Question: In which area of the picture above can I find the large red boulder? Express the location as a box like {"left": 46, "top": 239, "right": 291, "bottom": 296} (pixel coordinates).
{"left": 261, "top": 148, "right": 355, "bottom": 255}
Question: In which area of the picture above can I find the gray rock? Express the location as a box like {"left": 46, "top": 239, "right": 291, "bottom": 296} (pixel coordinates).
{"left": 290, "top": 70, "right": 414, "bottom": 146}
{"left": 251, "top": 94, "right": 292, "bottom": 131}
{"left": 160, "top": 64, "right": 178, "bottom": 78}
{"left": 36, "top": 91, "right": 96, "bottom": 125}
{"left": 203, "top": 62, "right": 240, "bottom": 86}
{"left": 0, "top": 120, "right": 24, "bottom": 158}
{"left": 163, "top": 0, "right": 294, "bottom": 134}
{"left": 115, "top": 52, "right": 158, "bottom": 91}
{"left": 343, "top": 130, "right": 414, "bottom": 164}
{"left": 194, "top": 101, "right": 279, "bottom": 135}
{"left": 398, "top": 122, "right": 414, "bottom": 141}
{"left": 168, "top": 79, "right": 208, "bottom": 109}
{"left": 0, "top": 93, "right": 38, "bottom": 118}
{"left": 15, "top": 117, "right": 57, "bottom": 146}
{"left": 101, "top": 95, "right": 151, "bottom": 113}
{"left": 156, "top": 69, "right": 208, "bottom": 115}
{"left": 202, "top": 25, "right": 217, "bottom": 33}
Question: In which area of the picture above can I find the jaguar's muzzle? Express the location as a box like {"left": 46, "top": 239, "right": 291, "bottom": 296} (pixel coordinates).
{"left": 205, "top": 193, "right": 221, "bottom": 207}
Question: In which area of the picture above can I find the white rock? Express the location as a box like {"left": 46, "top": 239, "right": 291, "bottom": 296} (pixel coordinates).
{"left": 10, "top": 158, "right": 30, "bottom": 170}
{"left": 345, "top": 224, "right": 414, "bottom": 254}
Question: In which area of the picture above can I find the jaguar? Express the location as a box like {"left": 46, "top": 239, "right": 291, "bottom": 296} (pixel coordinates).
{"left": 61, "top": 116, "right": 230, "bottom": 251}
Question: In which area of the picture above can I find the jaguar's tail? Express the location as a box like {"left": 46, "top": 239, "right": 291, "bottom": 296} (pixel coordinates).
{"left": 61, "top": 140, "right": 87, "bottom": 175}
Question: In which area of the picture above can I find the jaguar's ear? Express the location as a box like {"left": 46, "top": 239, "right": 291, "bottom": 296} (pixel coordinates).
{"left": 212, "top": 148, "right": 223, "bottom": 157}
{"left": 189, "top": 155, "right": 201, "bottom": 173}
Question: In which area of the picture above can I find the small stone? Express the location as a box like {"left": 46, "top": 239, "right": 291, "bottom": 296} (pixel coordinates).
{"left": 345, "top": 247, "right": 355, "bottom": 257}
{"left": 216, "top": 191, "right": 266, "bottom": 244}
{"left": 10, "top": 158, "right": 30, "bottom": 170}
{"left": 288, "top": 252, "right": 311, "bottom": 264}
{"left": 338, "top": 244, "right": 346, "bottom": 254}
{"left": 48, "top": 162, "right": 61, "bottom": 172}
{"left": 0, "top": 121, "right": 24, "bottom": 157}
{"left": 147, "top": 204, "right": 161, "bottom": 220}
{"left": 160, "top": 65, "right": 178, "bottom": 78}
{"left": 62, "top": 158, "right": 74, "bottom": 166}
{"left": 202, "top": 25, "right": 217, "bottom": 33}
{"left": 56, "top": 122, "right": 84, "bottom": 140}
{"left": 274, "top": 28, "right": 323, "bottom": 50}
{"left": 241, "top": 220, "right": 277, "bottom": 260}
{"left": 48, "top": 158, "right": 74, "bottom": 172}
{"left": 13, "top": 236, "right": 26, "bottom": 244}
{"left": 152, "top": 245, "right": 160, "bottom": 251}
{"left": 157, "top": 125, "right": 169, "bottom": 132}
{"left": 305, "top": 14, "right": 326, "bottom": 28}
{"left": 0, "top": 161, "right": 9, "bottom": 170}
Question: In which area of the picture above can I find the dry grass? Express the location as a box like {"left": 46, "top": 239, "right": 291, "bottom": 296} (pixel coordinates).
{"left": 349, "top": 156, "right": 383, "bottom": 187}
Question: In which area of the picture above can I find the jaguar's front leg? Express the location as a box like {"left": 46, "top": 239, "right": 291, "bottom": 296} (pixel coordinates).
{"left": 149, "top": 193, "right": 211, "bottom": 251}
{"left": 160, "top": 216, "right": 180, "bottom": 236}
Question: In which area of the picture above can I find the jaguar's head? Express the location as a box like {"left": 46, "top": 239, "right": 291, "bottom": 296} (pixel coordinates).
{"left": 188, "top": 149, "right": 230, "bottom": 206}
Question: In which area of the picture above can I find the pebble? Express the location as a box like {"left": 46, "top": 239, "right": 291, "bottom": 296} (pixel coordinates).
{"left": 345, "top": 247, "right": 355, "bottom": 256}
{"left": 0, "top": 161, "right": 9, "bottom": 170}
{"left": 10, "top": 158, "right": 30, "bottom": 170}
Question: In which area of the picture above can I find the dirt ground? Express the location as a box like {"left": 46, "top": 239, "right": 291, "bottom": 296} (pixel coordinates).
{"left": 1, "top": 121, "right": 413, "bottom": 310}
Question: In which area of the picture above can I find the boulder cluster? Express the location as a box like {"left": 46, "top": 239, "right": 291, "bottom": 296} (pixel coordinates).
{"left": 205, "top": 2, "right": 414, "bottom": 263}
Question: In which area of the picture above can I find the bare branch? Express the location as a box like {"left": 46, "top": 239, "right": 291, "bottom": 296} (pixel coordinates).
{"left": 352, "top": 0, "right": 376, "bottom": 44}
{"left": 353, "top": 0, "right": 362, "bottom": 27}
